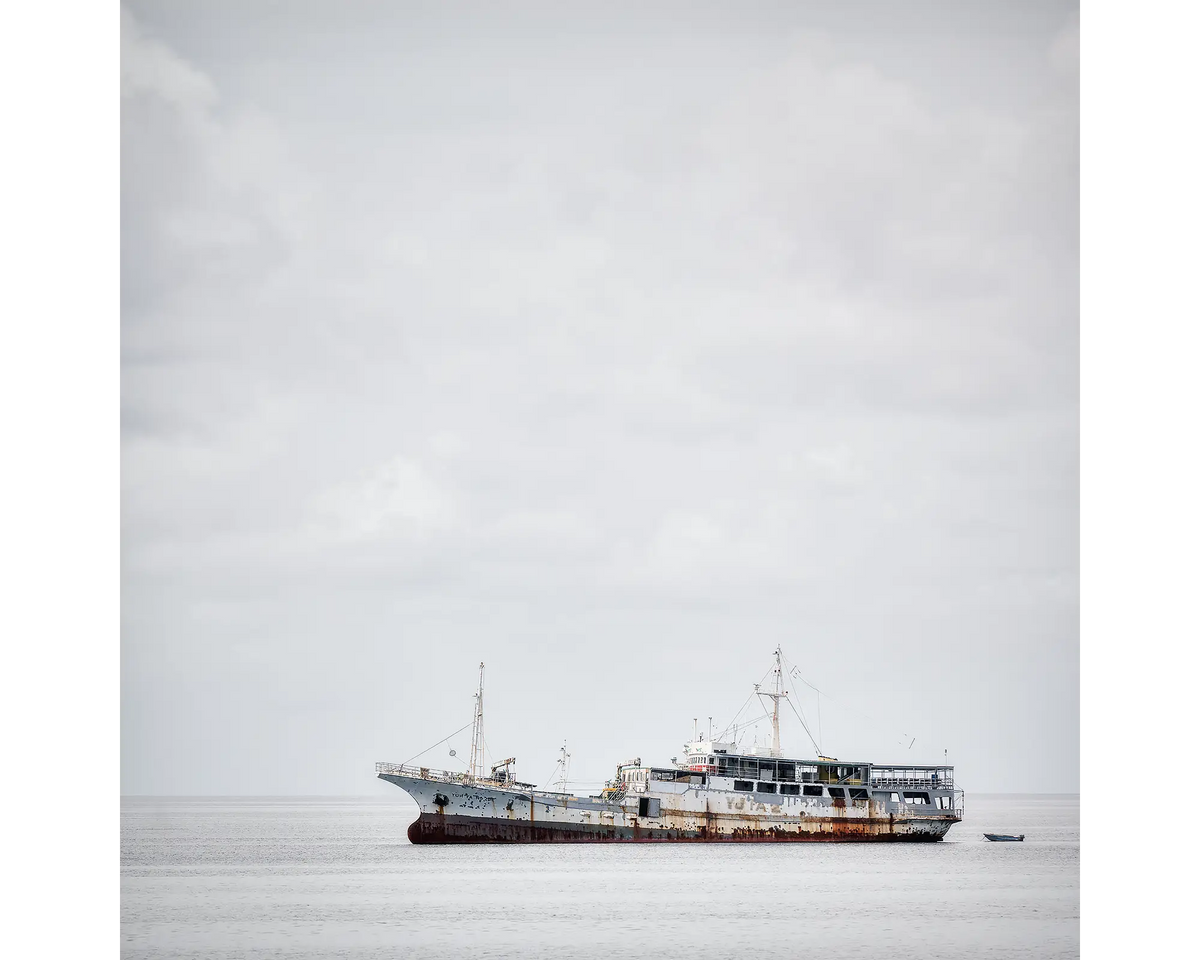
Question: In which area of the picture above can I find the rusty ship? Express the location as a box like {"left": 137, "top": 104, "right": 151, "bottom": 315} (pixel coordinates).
{"left": 377, "top": 649, "right": 964, "bottom": 843}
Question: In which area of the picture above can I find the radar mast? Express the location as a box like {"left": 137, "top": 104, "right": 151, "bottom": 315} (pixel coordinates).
{"left": 754, "top": 646, "right": 788, "bottom": 757}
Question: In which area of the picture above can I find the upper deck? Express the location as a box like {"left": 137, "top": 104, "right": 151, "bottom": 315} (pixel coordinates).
{"left": 672, "top": 741, "right": 954, "bottom": 790}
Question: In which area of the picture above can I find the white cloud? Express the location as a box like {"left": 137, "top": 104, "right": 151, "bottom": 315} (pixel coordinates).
{"left": 121, "top": 2, "right": 1078, "bottom": 794}
{"left": 313, "top": 456, "right": 458, "bottom": 541}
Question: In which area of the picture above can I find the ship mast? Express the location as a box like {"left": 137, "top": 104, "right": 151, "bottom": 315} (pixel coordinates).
{"left": 468, "top": 662, "right": 485, "bottom": 781}
{"left": 754, "top": 646, "right": 788, "bottom": 757}
{"left": 554, "top": 741, "right": 571, "bottom": 793}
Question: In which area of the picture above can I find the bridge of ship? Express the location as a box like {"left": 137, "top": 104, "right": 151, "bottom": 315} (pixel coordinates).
{"left": 634, "top": 753, "right": 955, "bottom": 791}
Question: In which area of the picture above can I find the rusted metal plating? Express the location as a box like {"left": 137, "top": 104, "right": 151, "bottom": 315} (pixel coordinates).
{"left": 378, "top": 765, "right": 963, "bottom": 845}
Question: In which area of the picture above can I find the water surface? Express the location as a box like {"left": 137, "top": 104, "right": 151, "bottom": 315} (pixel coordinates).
{"left": 122, "top": 794, "right": 1078, "bottom": 959}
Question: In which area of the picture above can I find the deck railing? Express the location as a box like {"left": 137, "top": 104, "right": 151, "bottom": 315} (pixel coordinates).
{"left": 375, "top": 762, "right": 542, "bottom": 791}
{"left": 870, "top": 776, "right": 955, "bottom": 790}
{"left": 376, "top": 761, "right": 470, "bottom": 783}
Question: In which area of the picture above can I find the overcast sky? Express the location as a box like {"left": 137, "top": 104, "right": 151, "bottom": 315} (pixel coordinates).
{"left": 121, "top": 1, "right": 1078, "bottom": 796}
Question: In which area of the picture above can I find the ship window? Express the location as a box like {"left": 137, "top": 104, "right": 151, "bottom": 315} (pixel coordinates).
{"left": 638, "top": 797, "right": 661, "bottom": 817}
{"left": 904, "top": 792, "right": 929, "bottom": 804}
{"left": 779, "top": 783, "right": 799, "bottom": 795}
{"left": 777, "top": 763, "right": 796, "bottom": 781}
{"left": 802, "top": 785, "right": 823, "bottom": 797}
{"left": 734, "top": 780, "right": 753, "bottom": 792}
{"left": 890, "top": 792, "right": 900, "bottom": 803}
{"left": 757, "top": 782, "right": 777, "bottom": 794}
{"left": 850, "top": 788, "right": 870, "bottom": 801}
{"left": 827, "top": 787, "right": 845, "bottom": 799}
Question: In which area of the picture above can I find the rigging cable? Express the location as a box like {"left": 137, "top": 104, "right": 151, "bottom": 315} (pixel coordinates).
{"left": 718, "top": 671, "right": 771, "bottom": 742}
{"left": 785, "top": 694, "right": 822, "bottom": 756}
{"left": 729, "top": 711, "right": 774, "bottom": 750}
{"left": 780, "top": 650, "right": 823, "bottom": 753}
{"left": 781, "top": 649, "right": 921, "bottom": 752}
{"left": 542, "top": 756, "right": 568, "bottom": 791}
{"left": 717, "top": 691, "right": 755, "bottom": 741}
{"left": 401, "top": 721, "right": 475, "bottom": 767}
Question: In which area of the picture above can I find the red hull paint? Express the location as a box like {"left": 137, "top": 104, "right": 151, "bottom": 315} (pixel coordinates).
{"left": 406, "top": 813, "right": 951, "bottom": 844}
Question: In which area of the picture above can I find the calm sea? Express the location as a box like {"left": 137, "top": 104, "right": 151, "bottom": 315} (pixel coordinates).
{"left": 121, "top": 794, "right": 1079, "bottom": 959}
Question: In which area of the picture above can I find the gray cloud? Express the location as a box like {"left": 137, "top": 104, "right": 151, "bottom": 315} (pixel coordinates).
{"left": 122, "top": 2, "right": 1078, "bottom": 795}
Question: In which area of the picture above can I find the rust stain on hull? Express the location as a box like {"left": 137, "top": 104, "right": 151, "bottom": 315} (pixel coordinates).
{"left": 407, "top": 813, "right": 953, "bottom": 844}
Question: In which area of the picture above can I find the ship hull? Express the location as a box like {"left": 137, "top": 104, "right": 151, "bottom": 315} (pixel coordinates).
{"left": 381, "top": 773, "right": 959, "bottom": 845}
{"left": 407, "top": 811, "right": 952, "bottom": 843}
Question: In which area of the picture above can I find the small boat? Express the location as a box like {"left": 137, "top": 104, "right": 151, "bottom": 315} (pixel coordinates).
{"left": 984, "top": 833, "right": 1025, "bottom": 842}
